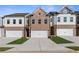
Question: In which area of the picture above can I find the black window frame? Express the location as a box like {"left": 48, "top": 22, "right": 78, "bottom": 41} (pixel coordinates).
{"left": 44, "top": 19, "right": 48, "bottom": 24}
{"left": 38, "top": 19, "right": 41, "bottom": 24}
{"left": 64, "top": 17, "right": 67, "bottom": 22}
{"left": 58, "top": 17, "right": 60, "bottom": 22}
{"left": 32, "top": 19, "right": 35, "bottom": 24}
{"left": 13, "top": 19, "right": 16, "bottom": 24}
{"left": 7, "top": 19, "right": 10, "bottom": 24}
{"left": 70, "top": 17, "right": 73, "bottom": 22}
{"left": 19, "top": 19, "right": 22, "bottom": 24}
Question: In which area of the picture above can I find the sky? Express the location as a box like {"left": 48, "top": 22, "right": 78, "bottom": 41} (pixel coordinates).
{"left": 0, "top": 5, "right": 79, "bottom": 16}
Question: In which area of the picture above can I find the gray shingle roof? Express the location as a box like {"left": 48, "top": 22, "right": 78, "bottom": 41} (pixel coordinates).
{"left": 74, "top": 11, "right": 79, "bottom": 15}
{"left": 48, "top": 12, "right": 59, "bottom": 16}
{"left": 3, "top": 13, "right": 29, "bottom": 17}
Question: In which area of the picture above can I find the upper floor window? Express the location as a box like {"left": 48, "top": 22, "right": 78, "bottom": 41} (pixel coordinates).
{"left": 70, "top": 17, "right": 73, "bottom": 22}
{"left": 19, "top": 19, "right": 22, "bottom": 24}
{"left": 39, "top": 13, "right": 41, "bottom": 15}
{"left": 38, "top": 19, "right": 41, "bottom": 24}
{"left": 13, "top": 19, "right": 16, "bottom": 24}
{"left": 7, "top": 19, "right": 10, "bottom": 24}
{"left": 64, "top": 17, "right": 67, "bottom": 22}
{"left": 44, "top": 19, "right": 48, "bottom": 24}
{"left": 63, "top": 10, "right": 68, "bottom": 14}
{"left": 32, "top": 19, "right": 35, "bottom": 24}
{"left": 58, "top": 17, "right": 60, "bottom": 22}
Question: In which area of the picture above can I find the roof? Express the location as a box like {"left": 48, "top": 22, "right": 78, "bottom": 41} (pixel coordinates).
{"left": 33, "top": 8, "right": 47, "bottom": 14}
{"left": 3, "top": 13, "right": 29, "bottom": 17}
{"left": 26, "top": 8, "right": 48, "bottom": 17}
{"left": 48, "top": 12, "right": 59, "bottom": 16}
{"left": 74, "top": 11, "right": 79, "bottom": 15}
{"left": 59, "top": 6, "right": 74, "bottom": 14}
{"left": 62, "top": 6, "right": 72, "bottom": 11}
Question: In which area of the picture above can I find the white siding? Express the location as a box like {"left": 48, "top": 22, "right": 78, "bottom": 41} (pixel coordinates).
{"left": 0, "top": 17, "right": 3, "bottom": 26}
{"left": 3, "top": 17, "right": 25, "bottom": 27}
{"left": 54, "top": 14, "right": 76, "bottom": 25}
{"left": 25, "top": 18, "right": 28, "bottom": 25}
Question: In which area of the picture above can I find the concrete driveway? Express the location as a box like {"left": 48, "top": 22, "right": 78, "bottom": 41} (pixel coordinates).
{"left": 6, "top": 38, "right": 75, "bottom": 53}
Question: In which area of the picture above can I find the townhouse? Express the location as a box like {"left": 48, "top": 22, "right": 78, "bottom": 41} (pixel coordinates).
{"left": 49, "top": 6, "right": 76, "bottom": 36}
{"left": 0, "top": 6, "right": 79, "bottom": 38}
{"left": 2, "top": 13, "right": 28, "bottom": 37}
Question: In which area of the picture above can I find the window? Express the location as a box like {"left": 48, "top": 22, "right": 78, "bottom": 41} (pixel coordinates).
{"left": 64, "top": 17, "right": 67, "bottom": 22}
{"left": 58, "top": 17, "right": 60, "bottom": 22}
{"left": 32, "top": 19, "right": 35, "bottom": 24}
{"left": 63, "top": 10, "right": 68, "bottom": 14}
{"left": 39, "top": 13, "right": 41, "bottom": 15}
{"left": 19, "top": 19, "right": 22, "bottom": 24}
{"left": 13, "top": 19, "right": 16, "bottom": 24}
{"left": 44, "top": 19, "right": 48, "bottom": 24}
{"left": 70, "top": 17, "right": 73, "bottom": 22}
{"left": 38, "top": 19, "right": 41, "bottom": 24}
{"left": 7, "top": 19, "right": 10, "bottom": 24}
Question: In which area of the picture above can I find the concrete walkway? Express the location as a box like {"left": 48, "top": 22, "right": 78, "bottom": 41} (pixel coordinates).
{"left": 61, "top": 36, "right": 79, "bottom": 44}
{"left": 6, "top": 38, "right": 75, "bottom": 53}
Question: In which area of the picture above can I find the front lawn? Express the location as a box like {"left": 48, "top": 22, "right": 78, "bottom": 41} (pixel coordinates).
{"left": 50, "top": 36, "right": 73, "bottom": 44}
{"left": 8, "top": 37, "right": 28, "bottom": 44}
{"left": 67, "top": 46, "right": 79, "bottom": 51}
{"left": 0, "top": 47, "right": 12, "bottom": 52}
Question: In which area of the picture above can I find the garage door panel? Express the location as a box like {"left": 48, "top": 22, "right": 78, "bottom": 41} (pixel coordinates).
{"left": 6, "top": 31, "right": 22, "bottom": 37}
{"left": 57, "top": 29, "right": 73, "bottom": 36}
{"left": 31, "top": 31, "right": 48, "bottom": 38}
{"left": 0, "top": 28, "right": 4, "bottom": 37}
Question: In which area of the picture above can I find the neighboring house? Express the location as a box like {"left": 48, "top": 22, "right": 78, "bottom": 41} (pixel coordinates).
{"left": 27, "top": 8, "right": 50, "bottom": 38}
{"left": 49, "top": 6, "right": 76, "bottom": 36}
{"left": 0, "top": 17, "right": 4, "bottom": 37}
{"left": 2, "top": 13, "right": 28, "bottom": 37}
{"left": 0, "top": 6, "right": 79, "bottom": 38}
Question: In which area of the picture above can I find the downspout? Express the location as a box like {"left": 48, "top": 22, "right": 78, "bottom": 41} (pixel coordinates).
{"left": 24, "top": 15, "right": 26, "bottom": 38}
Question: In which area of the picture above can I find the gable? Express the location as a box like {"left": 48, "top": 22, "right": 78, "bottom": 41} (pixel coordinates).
{"left": 59, "top": 6, "right": 74, "bottom": 14}
{"left": 33, "top": 8, "right": 47, "bottom": 15}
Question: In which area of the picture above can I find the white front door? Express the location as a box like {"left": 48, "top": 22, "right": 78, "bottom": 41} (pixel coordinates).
{"left": 31, "top": 31, "right": 48, "bottom": 38}
{"left": 57, "top": 29, "right": 73, "bottom": 36}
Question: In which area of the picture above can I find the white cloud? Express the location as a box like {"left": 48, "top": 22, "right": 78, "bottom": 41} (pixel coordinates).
{"left": 0, "top": 8, "right": 18, "bottom": 16}
{"left": 0, "top": 8, "right": 17, "bottom": 12}
{"left": 4, "top": 8, "right": 16, "bottom": 12}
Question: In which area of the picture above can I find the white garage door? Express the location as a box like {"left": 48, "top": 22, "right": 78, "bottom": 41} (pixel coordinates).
{"left": 31, "top": 31, "right": 48, "bottom": 38}
{"left": 57, "top": 29, "right": 73, "bottom": 36}
{"left": 6, "top": 31, "right": 23, "bottom": 37}
{"left": 0, "top": 28, "right": 4, "bottom": 37}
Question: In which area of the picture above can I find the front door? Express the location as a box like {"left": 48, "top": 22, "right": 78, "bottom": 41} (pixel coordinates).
{"left": 26, "top": 29, "right": 29, "bottom": 37}
{"left": 50, "top": 26, "right": 54, "bottom": 35}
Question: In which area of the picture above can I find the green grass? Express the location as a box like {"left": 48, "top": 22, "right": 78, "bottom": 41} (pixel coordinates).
{"left": 50, "top": 36, "right": 73, "bottom": 44}
{"left": 8, "top": 37, "right": 28, "bottom": 44}
{"left": 67, "top": 46, "right": 79, "bottom": 51}
{"left": 0, "top": 47, "right": 12, "bottom": 52}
